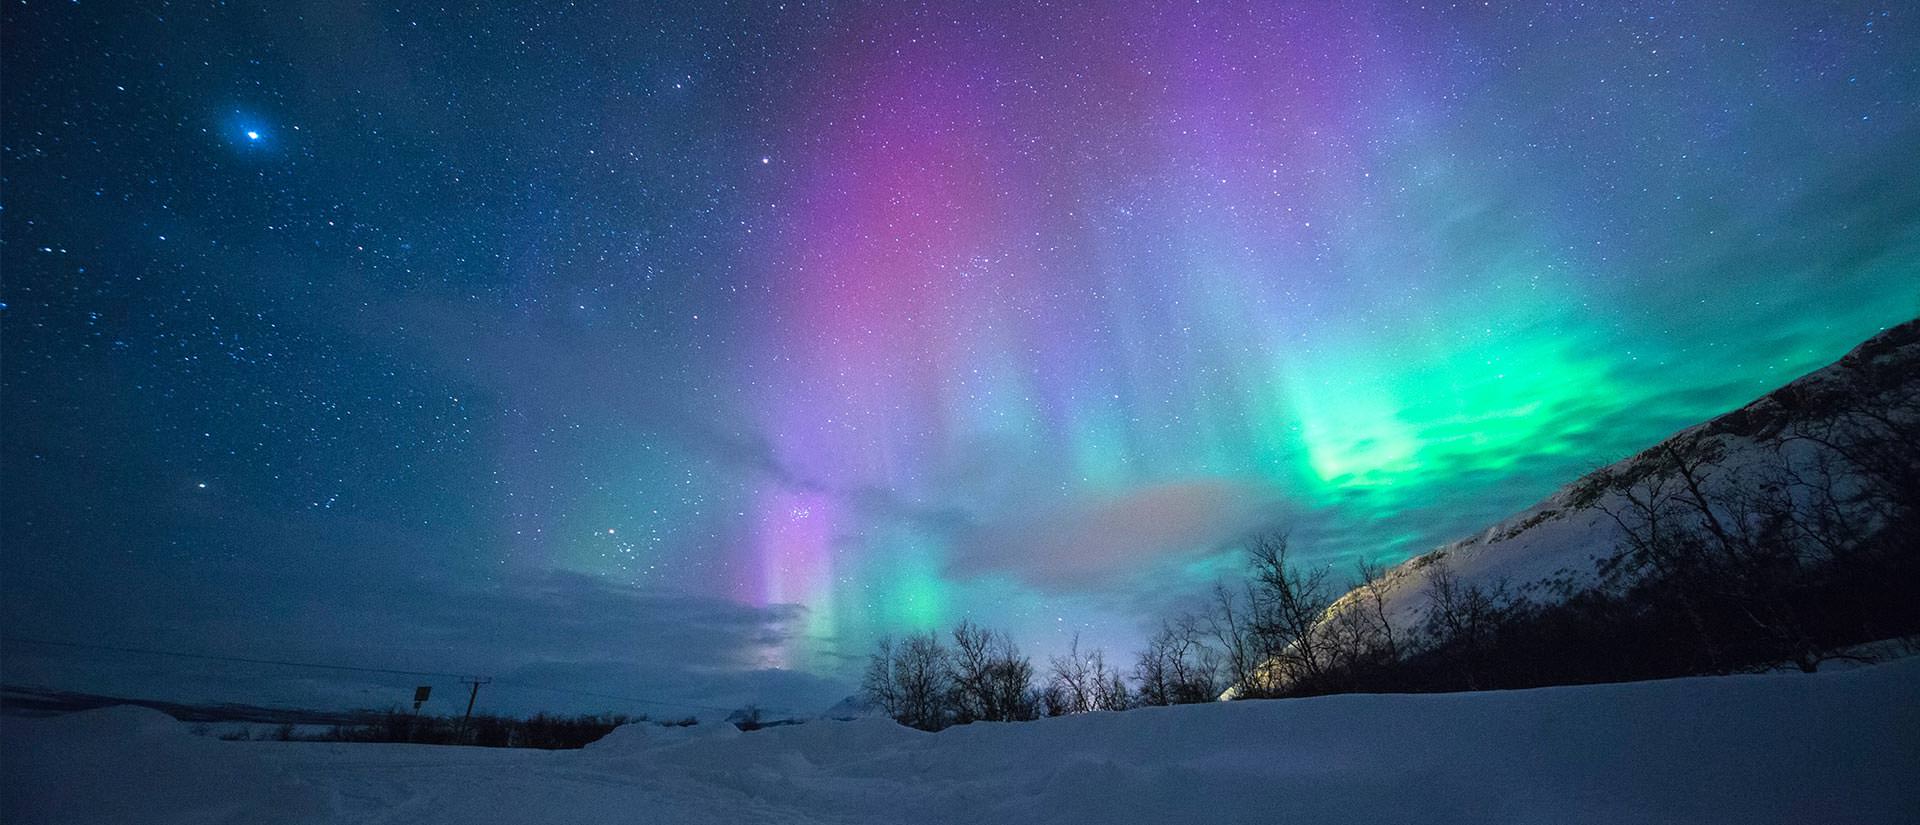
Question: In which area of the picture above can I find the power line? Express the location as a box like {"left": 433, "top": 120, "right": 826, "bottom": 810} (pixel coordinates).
{"left": 2, "top": 635, "right": 776, "bottom": 716}
{"left": 491, "top": 680, "right": 747, "bottom": 715}
{"left": 3, "top": 636, "right": 475, "bottom": 679}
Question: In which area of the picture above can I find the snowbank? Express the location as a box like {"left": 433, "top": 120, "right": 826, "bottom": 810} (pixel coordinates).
{"left": 0, "top": 705, "right": 332, "bottom": 824}
{"left": 6, "top": 660, "right": 1917, "bottom": 824}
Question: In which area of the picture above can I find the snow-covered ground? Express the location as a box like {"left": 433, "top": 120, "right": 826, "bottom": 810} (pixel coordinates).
{"left": 5, "top": 658, "right": 1917, "bottom": 824}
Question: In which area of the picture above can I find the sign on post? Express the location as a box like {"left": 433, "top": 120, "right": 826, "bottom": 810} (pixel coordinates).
{"left": 413, "top": 685, "right": 432, "bottom": 711}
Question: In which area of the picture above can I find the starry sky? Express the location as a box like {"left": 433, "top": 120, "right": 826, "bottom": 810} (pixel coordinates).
{"left": 3, "top": 1, "right": 1917, "bottom": 716}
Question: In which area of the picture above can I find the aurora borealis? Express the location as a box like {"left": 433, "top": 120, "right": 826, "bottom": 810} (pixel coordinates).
{"left": 4, "top": 1, "right": 1917, "bottom": 711}
{"left": 723, "top": 0, "right": 1920, "bottom": 669}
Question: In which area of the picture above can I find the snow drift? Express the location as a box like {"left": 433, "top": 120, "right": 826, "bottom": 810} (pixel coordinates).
{"left": 6, "top": 658, "right": 1918, "bottom": 824}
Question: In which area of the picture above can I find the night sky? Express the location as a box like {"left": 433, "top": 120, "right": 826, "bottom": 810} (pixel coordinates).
{"left": 3, "top": 1, "right": 1917, "bottom": 716}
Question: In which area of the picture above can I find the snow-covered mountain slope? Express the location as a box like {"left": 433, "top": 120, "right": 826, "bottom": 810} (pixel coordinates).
{"left": 1341, "top": 317, "right": 1920, "bottom": 634}
{"left": 6, "top": 658, "right": 1917, "bottom": 824}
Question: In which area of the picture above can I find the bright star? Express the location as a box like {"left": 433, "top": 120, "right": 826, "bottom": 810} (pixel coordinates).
{"left": 245, "top": 130, "right": 261, "bottom": 141}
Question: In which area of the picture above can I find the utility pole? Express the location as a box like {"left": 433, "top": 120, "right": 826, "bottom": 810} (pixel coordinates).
{"left": 460, "top": 676, "right": 491, "bottom": 724}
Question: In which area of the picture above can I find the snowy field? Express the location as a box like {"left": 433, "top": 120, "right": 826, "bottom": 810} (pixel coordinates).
{"left": 6, "top": 659, "right": 1918, "bottom": 825}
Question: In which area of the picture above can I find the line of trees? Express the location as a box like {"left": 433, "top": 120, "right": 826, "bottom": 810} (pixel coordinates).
{"left": 862, "top": 620, "right": 1038, "bottom": 730}
{"left": 859, "top": 329, "right": 1919, "bottom": 727}
{"left": 858, "top": 529, "right": 1431, "bottom": 729}
{"left": 1577, "top": 372, "right": 1920, "bottom": 677}
{"left": 862, "top": 619, "right": 1162, "bottom": 731}
{"left": 296, "top": 710, "right": 698, "bottom": 748}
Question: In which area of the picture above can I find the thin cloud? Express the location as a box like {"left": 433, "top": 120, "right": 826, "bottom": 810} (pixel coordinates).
{"left": 947, "top": 479, "right": 1283, "bottom": 591}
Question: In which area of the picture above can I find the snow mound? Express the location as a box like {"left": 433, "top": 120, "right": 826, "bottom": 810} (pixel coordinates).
{"left": 8, "top": 661, "right": 1917, "bottom": 824}
{"left": 585, "top": 719, "right": 743, "bottom": 753}
{"left": 35, "top": 704, "right": 193, "bottom": 742}
{"left": 2, "top": 705, "right": 334, "bottom": 824}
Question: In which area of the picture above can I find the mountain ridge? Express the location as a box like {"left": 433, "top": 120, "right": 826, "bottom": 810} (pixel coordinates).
{"left": 1341, "top": 317, "right": 1920, "bottom": 637}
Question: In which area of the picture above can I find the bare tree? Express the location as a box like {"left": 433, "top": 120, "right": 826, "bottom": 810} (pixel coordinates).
{"left": 1785, "top": 363, "right": 1920, "bottom": 540}
{"left": 1134, "top": 635, "right": 1175, "bottom": 707}
{"left": 985, "top": 653, "right": 1041, "bottom": 722}
{"left": 1099, "top": 669, "right": 1132, "bottom": 712}
{"left": 1134, "top": 615, "right": 1222, "bottom": 705}
{"left": 948, "top": 620, "right": 995, "bottom": 724}
{"left": 1046, "top": 634, "right": 1128, "bottom": 713}
{"left": 1040, "top": 682, "right": 1070, "bottom": 718}
{"left": 1594, "top": 447, "right": 1725, "bottom": 670}
{"left": 1205, "top": 581, "right": 1265, "bottom": 697}
{"left": 1354, "top": 557, "right": 1401, "bottom": 662}
{"left": 948, "top": 619, "right": 1038, "bottom": 722}
{"left": 1323, "top": 557, "right": 1403, "bottom": 681}
{"left": 1245, "top": 532, "right": 1335, "bottom": 691}
{"left": 895, "top": 630, "right": 955, "bottom": 730}
{"left": 1421, "top": 556, "right": 1510, "bottom": 689}
{"left": 1598, "top": 433, "right": 1830, "bottom": 672}
{"left": 860, "top": 635, "right": 899, "bottom": 719}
